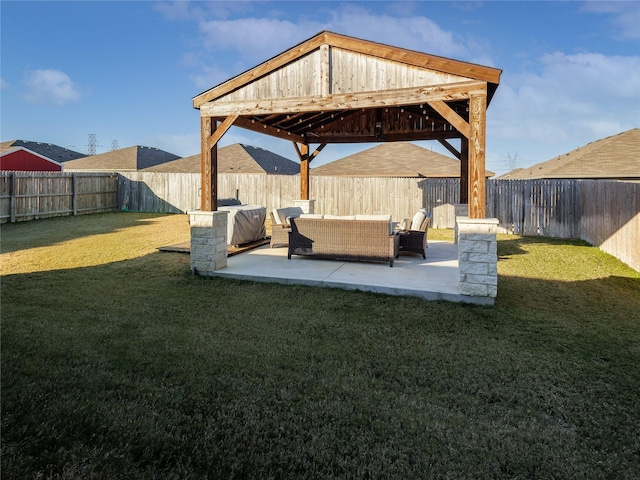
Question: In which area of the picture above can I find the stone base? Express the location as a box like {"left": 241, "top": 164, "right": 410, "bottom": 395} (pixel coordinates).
{"left": 293, "top": 199, "right": 315, "bottom": 214}
{"left": 452, "top": 204, "right": 468, "bottom": 244}
{"left": 189, "top": 210, "right": 229, "bottom": 275}
{"left": 457, "top": 217, "right": 499, "bottom": 301}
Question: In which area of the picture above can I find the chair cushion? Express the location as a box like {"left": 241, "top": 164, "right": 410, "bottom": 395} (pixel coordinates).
{"left": 274, "top": 206, "right": 304, "bottom": 224}
{"left": 411, "top": 209, "right": 428, "bottom": 231}
{"left": 298, "top": 213, "right": 324, "bottom": 219}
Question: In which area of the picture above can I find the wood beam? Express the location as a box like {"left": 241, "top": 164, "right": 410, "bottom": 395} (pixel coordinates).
{"left": 460, "top": 137, "right": 469, "bottom": 204}
{"left": 200, "top": 115, "right": 237, "bottom": 211}
{"left": 428, "top": 100, "right": 470, "bottom": 139}
{"left": 320, "top": 44, "right": 330, "bottom": 96}
{"left": 306, "top": 130, "right": 462, "bottom": 144}
{"left": 310, "top": 143, "right": 327, "bottom": 162}
{"left": 438, "top": 139, "right": 461, "bottom": 160}
{"left": 200, "top": 81, "right": 487, "bottom": 117}
{"left": 292, "top": 142, "right": 304, "bottom": 163}
{"left": 210, "top": 115, "right": 238, "bottom": 147}
{"left": 296, "top": 143, "right": 310, "bottom": 200}
{"left": 468, "top": 92, "right": 487, "bottom": 218}
{"left": 200, "top": 117, "right": 216, "bottom": 211}
{"left": 233, "top": 116, "right": 305, "bottom": 143}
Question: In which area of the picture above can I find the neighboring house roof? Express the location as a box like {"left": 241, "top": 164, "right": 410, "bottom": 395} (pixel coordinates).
{"left": 0, "top": 140, "right": 86, "bottom": 162}
{"left": 311, "top": 142, "right": 494, "bottom": 177}
{"left": 499, "top": 128, "right": 640, "bottom": 180}
{"left": 143, "top": 143, "right": 300, "bottom": 174}
{"left": 0, "top": 146, "right": 64, "bottom": 171}
{"left": 64, "top": 145, "right": 180, "bottom": 171}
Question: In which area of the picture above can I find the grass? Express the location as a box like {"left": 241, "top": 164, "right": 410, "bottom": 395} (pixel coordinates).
{"left": 2, "top": 212, "right": 639, "bottom": 479}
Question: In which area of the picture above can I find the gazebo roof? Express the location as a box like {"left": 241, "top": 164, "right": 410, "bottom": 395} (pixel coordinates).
{"left": 194, "top": 30, "right": 501, "bottom": 218}
{"left": 193, "top": 30, "right": 501, "bottom": 145}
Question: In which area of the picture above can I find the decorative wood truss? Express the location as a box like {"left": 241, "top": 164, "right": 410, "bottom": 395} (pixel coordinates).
{"left": 193, "top": 31, "right": 501, "bottom": 218}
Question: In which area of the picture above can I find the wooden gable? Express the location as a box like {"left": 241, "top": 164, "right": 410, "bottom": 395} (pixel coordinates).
{"left": 193, "top": 31, "right": 500, "bottom": 108}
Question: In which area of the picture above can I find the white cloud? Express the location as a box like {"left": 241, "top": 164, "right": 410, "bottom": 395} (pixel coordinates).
{"left": 326, "top": 5, "right": 469, "bottom": 60}
{"left": 189, "top": 64, "right": 233, "bottom": 91}
{"left": 155, "top": 0, "right": 254, "bottom": 21}
{"left": 195, "top": 5, "right": 471, "bottom": 63}
{"left": 22, "top": 69, "right": 83, "bottom": 106}
{"left": 153, "top": 1, "right": 193, "bottom": 21}
{"left": 198, "top": 17, "right": 320, "bottom": 62}
{"left": 0, "top": 77, "right": 8, "bottom": 89}
{"left": 581, "top": 1, "right": 640, "bottom": 40}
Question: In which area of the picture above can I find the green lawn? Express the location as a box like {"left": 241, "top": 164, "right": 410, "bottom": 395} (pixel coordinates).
{"left": 2, "top": 213, "right": 639, "bottom": 479}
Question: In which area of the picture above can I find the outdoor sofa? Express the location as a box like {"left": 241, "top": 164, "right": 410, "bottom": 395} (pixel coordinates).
{"left": 288, "top": 214, "right": 400, "bottom": 267}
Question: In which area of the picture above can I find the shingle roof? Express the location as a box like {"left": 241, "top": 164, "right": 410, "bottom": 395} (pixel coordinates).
{"left": 63, "top": 145, "right": 180, "bottom": 171}
{"left": 311, "top": 142, "right": 494, "bottom": 177}
{"left": 500, "top": 128, "right": 640, "bottom": 180}
{"left": 0, "top": 140, "right": 86, "bottom": 162}
{"left": 143, "top": 143, "right": 300, "bottom": 174}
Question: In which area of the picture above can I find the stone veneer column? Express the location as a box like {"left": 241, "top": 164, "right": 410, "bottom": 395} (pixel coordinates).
{"left": 452, "top": 203, "right": 468, "bottom": 244}
{"left": 189, "top": 210, "right": 229, "bottom": 275}
{"left": 293, "top": 199, "right": 315, "bottom": 214}
{"left": 456, "top": 217, "right": 499, "bottom": 300}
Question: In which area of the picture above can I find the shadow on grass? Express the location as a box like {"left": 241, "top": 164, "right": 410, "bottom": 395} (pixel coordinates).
{"left": 0, "top": 212, "right": 182, "bottom": 254}
{"left": 2, "top": 246, "right": 640, "bottom": 479}
{"left": 497, "top": 234, "right": 593, "bottom": 260}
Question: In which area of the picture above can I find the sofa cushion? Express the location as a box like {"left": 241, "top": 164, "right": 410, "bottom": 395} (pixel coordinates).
{"left": 299, "top": 213, "right": 324, "bottom": 219}
{"left": 355, "top": 214, "right": 391, "bottom": 221}
{"left": 323, "top": 214, "right": 355, "bottom": 220}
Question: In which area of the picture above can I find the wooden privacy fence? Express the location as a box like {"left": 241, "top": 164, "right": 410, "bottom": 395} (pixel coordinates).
{"left": 117, "top": 172, "right": 461, "bottom": 222}
{"left": 0, "top": 172, "right": 118, "bottom": 223}
{"left": 2, "top": 172, "right": 638, "bottom": 271}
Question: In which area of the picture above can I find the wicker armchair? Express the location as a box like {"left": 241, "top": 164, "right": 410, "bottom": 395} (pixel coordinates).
{"left": 269, "top": 211, "right": 291, "bottom": 248}
{"left": 397, "top": 211, "right": 430, "bottom": 259}
{"left": 269, "top": 207, "right": 303, "bottom": 248}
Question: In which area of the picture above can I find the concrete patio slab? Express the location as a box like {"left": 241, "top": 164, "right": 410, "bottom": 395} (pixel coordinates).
{"left": 203, "top": 240, "right": 492, "bottom": 305}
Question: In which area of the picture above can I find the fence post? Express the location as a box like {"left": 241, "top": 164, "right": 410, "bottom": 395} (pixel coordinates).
{"left": 72, "top": 173, "right": 78, "bottom": 216}
{"left": 10, "top": 172, "right": 16, "bottom": 223}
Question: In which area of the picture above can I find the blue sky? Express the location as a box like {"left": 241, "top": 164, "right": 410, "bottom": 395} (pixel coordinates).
{"left": 1, "top": 1, "right": 639, "bottom": 175}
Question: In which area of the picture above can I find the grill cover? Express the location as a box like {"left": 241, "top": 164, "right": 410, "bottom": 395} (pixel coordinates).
{"left": 218, "top": 205, "right": 266, "bottom": 246}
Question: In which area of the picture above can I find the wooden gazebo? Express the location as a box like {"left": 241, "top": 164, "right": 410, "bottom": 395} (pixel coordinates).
{"left": 192, "top": 30, "right": 501, "bottom": 218}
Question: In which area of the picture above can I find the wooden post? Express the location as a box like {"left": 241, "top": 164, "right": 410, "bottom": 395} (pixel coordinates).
{"left": 460, "top": 137, "right": 469, "bottom": 204}
{"left": 468, "top": 92, "right": 487, "bottom": 218}
{"left": 200, "top": 117, "right": 217, "bottom": 211}
{"left": 300, "top": 143, "right": 310, "bottom": 200}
